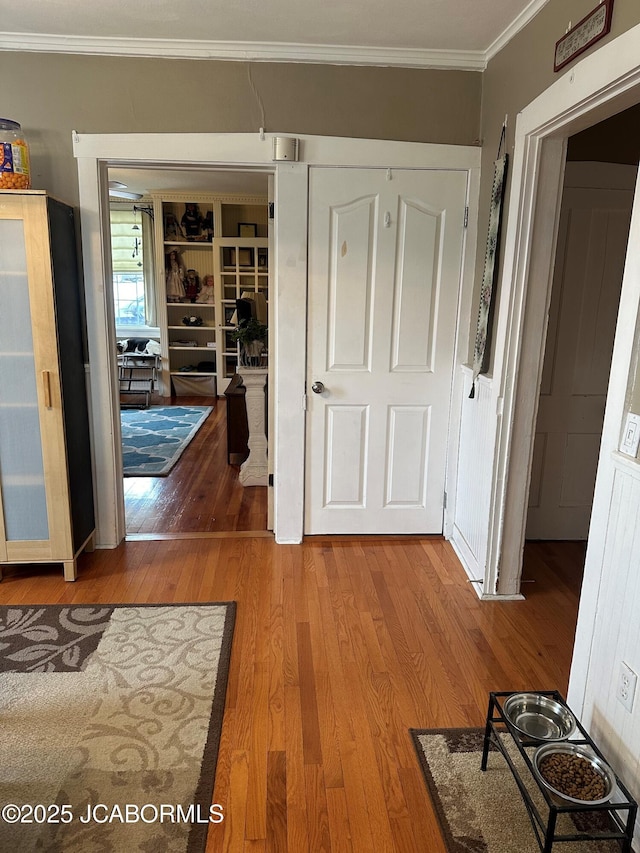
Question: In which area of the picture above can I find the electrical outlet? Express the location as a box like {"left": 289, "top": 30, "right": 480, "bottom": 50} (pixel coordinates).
{"left": 620, "top": 413, "right": 640, "bottom": 457}
{"left": 617, "top": 662, "right": 637, "bottom": 713}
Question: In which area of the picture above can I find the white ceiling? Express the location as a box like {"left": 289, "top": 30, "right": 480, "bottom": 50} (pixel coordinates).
{"left": 1, "top": 0, "right": 550, "bottom": 69}
{"left": 109, "top": 166, "right": 270, "bottom": 198}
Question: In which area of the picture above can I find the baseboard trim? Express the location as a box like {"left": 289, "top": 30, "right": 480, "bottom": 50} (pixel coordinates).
{"left": 125, "top": 530, "right": 273, "bottom": 541}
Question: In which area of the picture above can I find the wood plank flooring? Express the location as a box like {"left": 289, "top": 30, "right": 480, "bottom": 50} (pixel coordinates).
{"left": 123, "top": 395, "right": 268, "bottom": 534}
{"left": 0, "top": 536, "right": 583, "bottom": 852}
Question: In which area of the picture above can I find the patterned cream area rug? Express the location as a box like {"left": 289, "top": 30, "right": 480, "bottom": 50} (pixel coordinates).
{"left": 0, "top": 603, "right": 235, "bottom": 852}
{"left": 411, "top": 728, "right": 629, "bottom": 853}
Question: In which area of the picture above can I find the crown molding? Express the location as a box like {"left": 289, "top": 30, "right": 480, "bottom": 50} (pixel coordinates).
{"left": 485, "top": 0, "right": 551, "bottom": 62}
{"left": 0, "top": 32, "right": 486, "bottom": 70}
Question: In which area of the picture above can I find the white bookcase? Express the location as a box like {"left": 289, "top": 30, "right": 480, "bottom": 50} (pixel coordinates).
{"left": 217, "top": 236, "right": 269, "bottom": 381}
{"left": 151, "top": 192, "right": 269, "bottom": 395}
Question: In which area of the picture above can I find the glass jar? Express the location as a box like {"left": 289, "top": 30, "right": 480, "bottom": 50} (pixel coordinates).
{"left": 0, "top": 119, "right": 31, "bottom": 189}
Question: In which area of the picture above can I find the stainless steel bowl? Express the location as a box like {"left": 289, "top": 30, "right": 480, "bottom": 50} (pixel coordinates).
{"left": 503, "top": 693, "right": 577, "bottom": 741}
{"left": 532, "top": 742, "right": 616, "bottom": 805}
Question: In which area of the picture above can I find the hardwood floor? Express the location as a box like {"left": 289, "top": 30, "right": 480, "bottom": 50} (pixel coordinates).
{"left": 123, "top": 395, "right": 268, "bottom": 535}
{"left": 0, "top": 536, "right": 583, "bottom": 852}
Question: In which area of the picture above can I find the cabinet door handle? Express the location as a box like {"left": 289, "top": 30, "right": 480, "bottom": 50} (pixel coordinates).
{"left": 42, "top": 370, "right": 52, "bottom": 408}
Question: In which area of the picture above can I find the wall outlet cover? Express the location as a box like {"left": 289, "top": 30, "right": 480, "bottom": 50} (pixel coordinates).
{"left": 620, "top": 413, "right": 640, "bottom": 457}
{"left": 617, "top": 661, "right": 637, "bottom": 713}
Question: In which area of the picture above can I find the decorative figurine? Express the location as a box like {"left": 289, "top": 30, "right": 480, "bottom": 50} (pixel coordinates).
{"left": 181, "top": 203, "right": 203, "bottom": 240}
{"left": 184, "top": 268, "right": 201, "bottom": 303}
{"left": 202, "top": 210, "right": 214, "bottom": 241}
{"left": 165, "top": 248, "right": 186, "bottom": 302}
{"left": 164, "top": 212, "right": 184, "bottom": 241}
{"left": 197, "top": 274, "right": 215, "bottom": 304}
{"left": 182, "top": 315, "right": 203, "bottom": 326}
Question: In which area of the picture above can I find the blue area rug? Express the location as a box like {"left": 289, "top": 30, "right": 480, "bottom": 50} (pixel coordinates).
{"left": 121, "top": 405, "right": 213, "bottom": 476}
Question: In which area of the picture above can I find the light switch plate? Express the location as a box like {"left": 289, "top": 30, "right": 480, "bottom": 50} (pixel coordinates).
{"left": 620, "top": 413, "right": 640, "bottom": 458}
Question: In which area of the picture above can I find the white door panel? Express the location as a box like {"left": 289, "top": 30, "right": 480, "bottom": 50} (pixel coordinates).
{"left": 306, "top": 167, "right": 467, "bottom": 534}
{"left": 324, "top": 404, "right": 368, "bottom": 506}
{"left": 392, "top": 197, "right": 441, "bottom": 371}
{"left": 385, "top": 405, "right": 430, "bottom": 505}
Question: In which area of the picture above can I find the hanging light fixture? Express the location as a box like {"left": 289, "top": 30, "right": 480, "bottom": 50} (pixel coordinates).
{"left": 131, "top": 205, "right": 142, "bottom": 266}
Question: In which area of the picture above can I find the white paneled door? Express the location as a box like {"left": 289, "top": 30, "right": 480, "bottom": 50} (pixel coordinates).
{"left": 305, "top": 167, "right": 468, "bottom": 534}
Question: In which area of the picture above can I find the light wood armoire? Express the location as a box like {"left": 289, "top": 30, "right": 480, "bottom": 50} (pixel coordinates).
{"left": 0, "top": 190, "right": 95, "bottom": 581}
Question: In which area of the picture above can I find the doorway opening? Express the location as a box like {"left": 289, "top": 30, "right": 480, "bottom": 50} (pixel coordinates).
{"left": 107, "top": 164, "right": 271, "bottom": 537}
{"left": 522, "top": 106, "right": 640, "bottom": 591}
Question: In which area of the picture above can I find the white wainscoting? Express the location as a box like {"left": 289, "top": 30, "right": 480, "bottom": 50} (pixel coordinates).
{"left": 577, "top": 452, "right": 640, "bottom": 832}
{"left": 449, "top": 365, "right": 496, "bottom": 597}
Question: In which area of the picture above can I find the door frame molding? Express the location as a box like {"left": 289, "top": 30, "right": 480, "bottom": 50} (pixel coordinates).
{"left": 74, "top": 133, "right": 480, "bottom": 547}
{"left": 486, "top": 22, "right": 640, "bottom": 685}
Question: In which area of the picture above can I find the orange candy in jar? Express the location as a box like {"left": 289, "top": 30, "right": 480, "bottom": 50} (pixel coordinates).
{"left": 0, "top": 118, "right": 31, "bottom": 190}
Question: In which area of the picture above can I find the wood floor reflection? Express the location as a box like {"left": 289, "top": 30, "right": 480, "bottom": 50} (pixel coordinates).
{"left": 123, "top": 395, "right": 268, "bottom": 535}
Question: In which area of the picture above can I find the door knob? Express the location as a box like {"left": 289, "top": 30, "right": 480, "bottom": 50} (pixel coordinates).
{"left": 311, "top": 381, "right": 325, "bottom": 394}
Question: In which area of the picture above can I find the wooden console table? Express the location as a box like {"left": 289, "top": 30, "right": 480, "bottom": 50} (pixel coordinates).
{"left": 224, "top": 373, "right": 249, "bottom": 465}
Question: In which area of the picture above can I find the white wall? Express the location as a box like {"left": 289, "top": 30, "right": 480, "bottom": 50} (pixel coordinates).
{"left": 575, "top": 456, "right": 640, "bottom": 806}
{"left": 567, "top": 163, "right": 640, "bottom": 829}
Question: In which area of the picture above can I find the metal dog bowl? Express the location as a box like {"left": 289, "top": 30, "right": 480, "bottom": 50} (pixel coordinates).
{"left": 532, "top": 742, "right": 616, "bottom": 805}
{"left": 503, "top": 693, "right": 577, "bottom": 741}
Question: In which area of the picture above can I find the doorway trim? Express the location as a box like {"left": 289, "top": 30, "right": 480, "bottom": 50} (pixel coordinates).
{"left": 487, "top": 24, "right": 640, "bottom": 592}
{"left": 74, "top": 133, "right": 480, "bottom": 548}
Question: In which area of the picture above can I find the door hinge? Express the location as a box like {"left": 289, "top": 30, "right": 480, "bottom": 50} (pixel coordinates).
{"left": 268, "top": 473, "right": 274, "bottom": 487}
{"left": 269, "top": 202, "right": 275, "bottom": 220}
{"left": 443, "top": 490, "right": 448, "bottom": 509}
{"left": 302, "top": 393, "right": 308, "bottom": 411}
{"left": 463, "top": 206, "right": 469, "bottom": 228}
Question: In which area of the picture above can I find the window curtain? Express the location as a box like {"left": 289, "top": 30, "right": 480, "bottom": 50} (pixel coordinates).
{"left": 109, "top": 203, "right": 156, "bottom": 326}
{"left": 141, "top": 208, "right": 157, "bottom": 327}
{"left": 109, "top": 205, "right": 142, "bottom": 272}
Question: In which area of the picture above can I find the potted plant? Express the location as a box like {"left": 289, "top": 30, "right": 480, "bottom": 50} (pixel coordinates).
{"left": 231, "top": 317, "right": 268, "bottom": 368}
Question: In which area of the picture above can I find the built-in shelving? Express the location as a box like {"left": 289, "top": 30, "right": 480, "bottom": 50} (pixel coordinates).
{"left": 152, "top": 192, "right": 269, "bottom": 395}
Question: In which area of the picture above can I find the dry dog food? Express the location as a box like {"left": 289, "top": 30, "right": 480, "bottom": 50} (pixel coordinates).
{"left": 538, "top": 752, "right": 607, "bottom": 800}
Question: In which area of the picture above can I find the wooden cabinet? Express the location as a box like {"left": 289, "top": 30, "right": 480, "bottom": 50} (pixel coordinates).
{"left": 224, "top": 373, "right": 249, "bottom": 465}
{"left": 152, "top": 193, "right": 269, "bottom": 395}
{"left": 0, "top": 191, "right": 95, "bottom": 581}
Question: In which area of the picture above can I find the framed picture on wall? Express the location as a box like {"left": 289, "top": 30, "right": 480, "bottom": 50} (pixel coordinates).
{"left": 554, "top": 0, "right": 614, "bottom": 72}
{"left": 238, "top": 223, "right": 257, "bottom": 237}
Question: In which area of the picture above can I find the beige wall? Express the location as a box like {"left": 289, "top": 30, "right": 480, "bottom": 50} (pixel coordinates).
{"left": 478, "top": 0, "right": 640, "bottom": 367}
{"left": 0, "top": 52, "right": 481, "bottom": 205}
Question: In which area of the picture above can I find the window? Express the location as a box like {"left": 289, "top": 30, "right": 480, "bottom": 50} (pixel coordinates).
{"left": 113, "top": 273, "right": 146, "bottom": 325}
{"left": 110, "top": 205, "right": 156, "bottom": 329}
